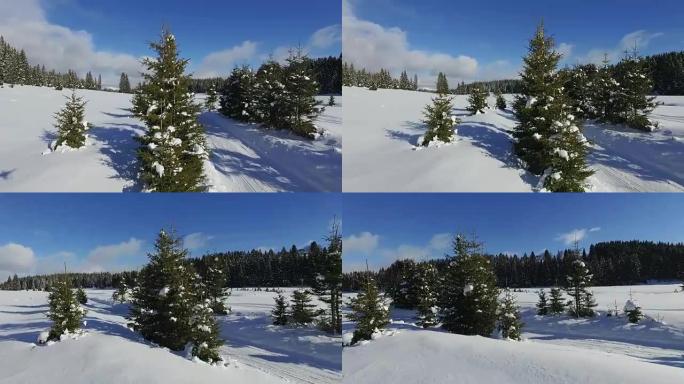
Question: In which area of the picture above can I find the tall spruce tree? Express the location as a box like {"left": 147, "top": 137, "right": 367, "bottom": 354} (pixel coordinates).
{"left": 390, "top": 259, "right": 418, "bottom": 309}
{"left": 536, "top": 289, "right": 549, "bottom": 315}
{"left": 436, "top": 72, "right": 449, "bottom": 94}
{"left": 497, "top": 288, "right": 523, "bottom": 340}
{"left": 590, "top": 54, "right": 617, "bottom": 121}
{"left": 312, "top": 219, "right": 343, "bottom": 334}
{"left": 612, "top": 50, "right": 658, "bottom": 131}
{"left": 201, "top": 256, "right": 230, "bottom": 315}
{"left": 348, "top": 276, "right": 389, "bottom": 345}
{"left": 548, "top": 287, "right": 565, "bottom": 314}
{"left": 283, "top": 49, "right": 323, "bottom": 138}
{"left": 439, "top": 234, "right": 499, "bottom": 336}
{"left": 136, "top": 30, "right": 207, "bottom": 192}
{"left": 53, "top": 90, "right": 88, "bottom": 149}
{"left": 119, "top": 73, "right": 131, "bottom": 93}
{"left": 399, "top": 70, "right": 410, "bottom": 90}
{"left": 190, "top": 279, "right": 223, "bottom": 363}
{"left": 414, "top": 263, "right": 439, "bottom": 328}
{"left": 204, "top": 84, "right": 218, "bottom": 112}
{"left": 467, "top": 86, "right": 489, "bottom": 114}
{"left": 253, "top": 60, "right": 286, "bottom": 127}
{"left": 421, "top": 94, "right": 459, "bottom": 146}
{"left": 47, "top": 268, "right": 87, "bottom": 341}
{"left": 290, "top": 289, "right": 317, "bottom": 325}
{"left": 219, "top": 65, "right": 256, "bottom": 121}
{"left": 272, "top": 291, "right": 289, "bottom": 326}
{"left": 564, "top": 258, "right": 597, "bottom": 318}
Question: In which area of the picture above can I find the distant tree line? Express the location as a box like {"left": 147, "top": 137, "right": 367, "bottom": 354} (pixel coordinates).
{"left": 453, "top": 79, "right": 523, "bottom": 94}
{"left": 188, "top": 55, "right": 342, "bottom": 95}
{"left": 343, "top": 62, "right": 419, "bottom": 90}
{"left": 1, "top": 242, "right": 337, "bottom": 291}
{"left": 343, "top": 240, "right": 684, "bottom": 292}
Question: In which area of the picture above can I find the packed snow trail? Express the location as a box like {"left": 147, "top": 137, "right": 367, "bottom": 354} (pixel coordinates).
{"left": 0, "top": 86, "right": 341, "bottom": 192}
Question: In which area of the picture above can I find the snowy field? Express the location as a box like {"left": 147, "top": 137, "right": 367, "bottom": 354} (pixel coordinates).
{"left": 0, "top": 288, "right": 341, "bottom": 384}
{"left": 0, "top": 86, "right": 341, "bottom": 192}
{"left": 343, "top": 87, "right": 684, "bottom": 192}
{"left": 342, "top": 284, "right": 684, "bottom": 384}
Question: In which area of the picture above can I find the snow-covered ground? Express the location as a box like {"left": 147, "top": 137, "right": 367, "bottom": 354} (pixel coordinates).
{"left": 343, "top": 87, "right": 684, "bottom": 192}
{"left": 0, "top": 86, "right": 341, "bottom": 192}
{"left": 342, "top": 283, "right": 684, "bottom": 383}
{"left": 0, "top": 288, "right": 341, "bottom": 384}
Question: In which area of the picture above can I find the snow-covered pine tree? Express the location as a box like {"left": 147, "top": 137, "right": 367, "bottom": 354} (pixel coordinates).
{"left": 467, "top": 86, "right": 489, "bottom": 115}
{"left": 498, "top": 288, "right": 523, "bottom": 340}
{"left": 47, "top": 269, "right": 86, "bottom": 341}
{"left": 399, "top": 70, "right": 410, "bottom": 90}
{"left": 53, "top": 90, "right": 88, "bottom": 149}
{"left": 253, "top": 60, "right": 286, "bottom": 128}
{"left": 129, "top": 229, "right": 197, "bottom": 351}
{"left": 189, "top": 281, "right": 223, "bottom": 364}
{"left": 112, "top": 281, "right": 130, "bottom": 303}
{"left": 611, "top": 51, "right": 658, "bottom": 131}
{"left": 414, "top": 263, "right": 439, "bottom": 328}
{"left": 312, "top": 219, "right": 343, "bottom": 334}
{"left": 204, "top": 84, "right": 218, "bottom": 112}
{"left": 119, "top": 73, "right": 131, "bottom": 93}
{"left": 131, "top": 85, "right": 150, "bottom": 117}
{"left": 590, "top": 54, "right": 618, "bottom": 122}
{"left": 548, "top": 287, "right": 565, "bottom": 314}
{"left": 436, "top": 72, "right": 449, "bottom": 94}
{"left": 136, "top": 29, "right": 207, "bottom": 192}
{"left": 272, "top": 291, "right": 289, "bottom": 326}
{"left": 495, "top": 90, "right": 507, "bottom": 110}
{"left": 348, "top": 276, "right": 389, "bottom": 345}
{"left": 564, "top": 257, "right": 597, "bottom": 318}
{"left": 563, "top": 64, "right": 598, "bottom": 119}
{"left": 290, "top": 289, "right": 317, "bottom": 325}
{"left": 439, "top": 234, "right": 499, "bottom": 336}
{"left": 624, "top": 298, "right": 643, "bottom": 323}
{"left": 421, "top": 93, "right": 459, "bottom": 146}
{"left": 536, "top": 289, "right": 548, "bottom": 315}
{"left": 76, "top": 287, "right": 87, "bottom": 304}
{"left": 219, "top": 65, "right": 256, "bottom": 121}
{"left": 283, "top": 49, "right": 323, "bottom": 138}
{"left": 389, "top": 259, "right": 418, "bottom": 309}
{"left": 202, "top": 256, "right": 230, "bottom": 315}
{"left": 513, "top": 21, "right": 568, "bottom": 176}
{"left": 328, "top": 95, "right": 336, "bottom": 106}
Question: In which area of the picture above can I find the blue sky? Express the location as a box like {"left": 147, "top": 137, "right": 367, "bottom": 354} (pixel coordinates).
{"left": 0, "top": 194, "right": 340, "bottom": 280}
{"left": 0, "top": 0, "right": 340, "bottom": 86}
{"left": 343, "top": 194, "right": 684, "bottom": 272}
{"left": 344, "top": 0, "right": 684, "bottom": 86}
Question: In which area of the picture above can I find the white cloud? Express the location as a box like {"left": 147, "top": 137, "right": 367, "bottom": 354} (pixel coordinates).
{"left": 83, "top": 238, "right": 143, "bottom": 272}
{"left": 343, "top": 0, "right": 478, "bottom": 86}
{"left": 195, "top": 41, "right": 259, "bottom": 78}
{"left": 0, "top": 243, "right": 36, "bottom": 280}
{"left": 577, "top": 30, "right": 663, "bottom": 65}
{"left": 344, "top": 232, "right": 380, "bottom": 254}
{"left": 557, "top": 42, "right": 574, "bottom": 58}
{"left": 183, "top": 232, "right": 214, "bottom": 250}
{"left": 428, "top": 233, "right": 451, "bottom": 251}
{"left": 309, "top": 24, "right": 342, "bottom": 49}
{"left": 555, "top": 227, "right": 600, "bottom": 246}
{"left": 378, "top": 233, "right": 451, "bottom": 262}
{"left": 0, "top": 0, "right": 144, "bottom": 87}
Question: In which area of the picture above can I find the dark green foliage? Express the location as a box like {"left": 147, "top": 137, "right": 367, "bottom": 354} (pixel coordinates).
{"left": 561, "top": 64, "right": 598, "bottom": 119}
{"left": 399, "top": 70, "right": 411, "bottom": 90}
{"left": 131, "top": 86, "right": 150, "bottom": 117}
{"left": 467, "top": 86, "right": 489, "bottom": 114}
{"left": 47, "top": 273, "right": 86, "bottom": 341}
{"left": 421, "top": 94, "right": 459, "bottom": 146}
{"left": 436, "top": 72, "right": 450, "bottom": 94}
{"left": 414, "top": 263, "right": 439, "bottom": 328}
{"left": 190, "top": 294, "right": 223, "bottom": 364}
{"left": 498, "top": 289, "right": 523, "bottom": 340}
{"left": 388, "top": 259, "right": 417, "bottom": 309}
{"left": 626, "top": 306, "right": 643, "bottom": 323}
{"left": 204, "top": 85, "right": 218, "bottom": 112}
{"left": 219, "top": 66, "right": 257, "bottom": 121}
{"left": 536, "top": 289, "right": 548, "bottom": 315}
{"left": 54, "top": 90, "right": 88, "bottom": 149}
{"left": 272, "top": 291, "right": 289, "bottom": 325}
{"left": 454, "top": 79, "right": 522, "bottom": 95}
{"left": 312, "top": 219, "right": 343, "bottom": 334}
{"left": 76, "top": 287, "right": 87, "bottom": 304}
{"left": 495, "top": 91, "right": 507, "bottom": 110}
{"left": 565, "top": 258, "right": 597, "bottom": 318}
{"left": 201, "top": 256, "right": 230, "bottom": 315}
{"left": 610, "top": 52, "right": 658, "bottom": 131}
{"left": 283, "top": 50, "right": 324, "bottom": 138}
{"left": 348, "top": 277, "right": 389, "bottom": 345}
{"left": 343, "top": 62, "right": 418, "bottom": 90}
{"left": 549, "top": 287, "right": 565, "bottom": 314}
{"left": 119, "top": 73, "right": 132, "bottom": 93}
{"left": 136, "top": 29, "right": 207, "bottom": 192}
{"left": 328, "top": 95, "right": 336, "bottom": 106}
{"left": 290, "top": 289, "right": 317, "bottom": 325}
{"left": 439, "top": 234, "right": 499, "bottom": 336}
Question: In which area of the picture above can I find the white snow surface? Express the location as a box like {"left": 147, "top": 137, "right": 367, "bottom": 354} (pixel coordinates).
{"left": 0, "top": 288, "right": 340, "bottom": 384}
{"left": 343, "top": 284, "right": 684, "bottom": 383}
{"left": 0, "top": 86, "right": 341, "bottom": 192}
{"left": 343, "top": 87, "right": 684, "bottom": 192}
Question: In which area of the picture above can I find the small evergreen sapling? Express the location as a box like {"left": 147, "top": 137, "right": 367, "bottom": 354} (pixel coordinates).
{"left": 272, "top": 291, "right": 289, "bottom": 326}
{"left": 495, "top": 91, "right": 507, "bottom": 110}
{"left": 565, "top": 259, "right": 597, "bottom": 318}
{"left": 53, "top": 90, "right": 89, "bottom": 149}
{"left": 498, "top": 289, "right": 523, "bottom": 340}
{"left": 348, "top": 277, "right": 389, "bottom": 345}
{"left": 536, "top": 289, "right": 548, "bottom": 315}
{"left": 414, "top": 263, "right": 439, "bottom": 328}
{"left": 190, "top": 293, "right": 223, "bottom": 364}
{"left": 328, "top": 95, "right": 336, "bottom": 106}
{"left": 47, "top": 271, "right": 87, "bottom": 341}
{"left": 467, "top": 86, "right": 489, "bottom": 115}
{"left": 290, "top": 289, "right": 317, "bottom": 325}
{"left": 204, "top": 85, "right": 218, "bottom": 112}
{"left": 548, "top": 287, "right": 565, "bottom": 314}
{"left": 76, "top": 287, "right": 87, "bottom": 305}
{"left": 421, "top": 94, "right": 459, "bottom": 146}
{"left": 624, "top": 298, "right": 644, "bottom": 323}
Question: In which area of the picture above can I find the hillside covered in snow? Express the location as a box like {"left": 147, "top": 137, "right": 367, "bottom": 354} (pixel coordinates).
{"left": 343, "top": 87, "right": 684, "bottom": 192}
{"left": 0, "top": 86, "right": 341, "bottom": 192}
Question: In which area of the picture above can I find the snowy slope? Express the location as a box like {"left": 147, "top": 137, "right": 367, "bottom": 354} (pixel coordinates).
{"left": 342, "top": 284, "right": 684, "bottom": 383}
{"left": 0, "top": 289, "right": 341, "bottom": 384}
{"left": 0, "top": 86, "right": 341, "bottom": 192}
{"left": 342, "top": 87, "right": 684, "bottom": 192}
